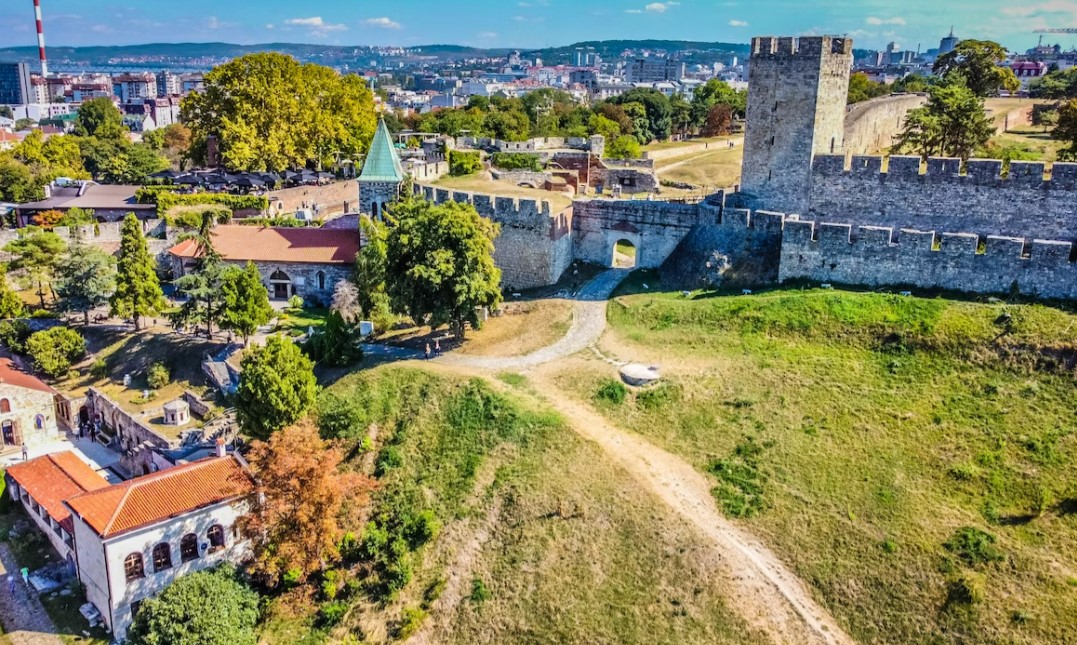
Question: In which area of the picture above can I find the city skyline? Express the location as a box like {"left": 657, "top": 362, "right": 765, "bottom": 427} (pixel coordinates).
{"left": 0, "top": 0, "right": 1074, "bottom": 52}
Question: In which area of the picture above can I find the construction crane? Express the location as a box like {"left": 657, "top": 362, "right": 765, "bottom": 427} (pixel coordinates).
{"left": 1034, "top": 28, "right": 1077, "bottom": 33}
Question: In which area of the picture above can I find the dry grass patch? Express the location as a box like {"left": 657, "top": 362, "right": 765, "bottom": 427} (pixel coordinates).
{"left": 656, "top": 147, "right": 743, "bottom": 189}
{"left": 455, "top": 299, "right": 573, "bottom": 357}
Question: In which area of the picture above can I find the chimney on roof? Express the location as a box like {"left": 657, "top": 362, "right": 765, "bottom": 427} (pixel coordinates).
{"left": 215, "top": 437, "right": 226, "bottom": 458}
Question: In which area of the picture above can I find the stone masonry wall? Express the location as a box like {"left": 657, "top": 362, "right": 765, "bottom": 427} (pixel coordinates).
{"left": 573, "top": 198, "right": 703, "bottom": 268}
{"left": 268, "top": 180, "right": 358, "bottom": 216}
{"left": 778, "top": 219, "right": 1077, "bottom": 300}
{"left": 842, "top": 93, "right": 927, "bottom": 155}
{"left": 807, "top": 155, "right": 1077, "bottom": 241}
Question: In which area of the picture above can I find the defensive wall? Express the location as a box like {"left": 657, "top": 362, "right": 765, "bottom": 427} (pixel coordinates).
{"left": 573, "top": 198, "right": 704, "bottom": 269}
{"left": 267, "top": 180, "right": 358, "bottom": 216}
{"left": 778, "top": 219, "right": 1077, "bottom": 300}
{"left": 415, "top": 184, "right": 573, "bottom": 290}
{"left": 0, "top": 219, "right": 173, "bottom": 263}
{"left": 842, "top": 93, "right": 928, "bottom": 155}
{"left": 807, "top": 155, "right": 1077, "bottom": 242}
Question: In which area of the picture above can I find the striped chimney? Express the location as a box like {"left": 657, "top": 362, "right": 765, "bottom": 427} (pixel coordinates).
{"left": 33, "top": 0, "right": 48, "bottom": 77}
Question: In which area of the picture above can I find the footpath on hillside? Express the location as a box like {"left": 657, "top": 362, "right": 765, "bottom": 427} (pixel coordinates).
{"left": 0, "top": 544, "right": 63, "bottom": 645}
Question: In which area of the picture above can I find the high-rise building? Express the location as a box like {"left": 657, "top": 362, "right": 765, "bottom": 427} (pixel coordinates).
{"left": 741, "top": 36, "right": 853, "bottom": 214}
{"left": 156, "top": 71, "right": 181, "bottom": 96}
{"left": 113, "top": 73, "right": 158, "bottom": 104}
{"left": 625, "top": 57, "right": 685, "bottom": 83}
{"left": 939, "top": 28, "right": 959, "bottom": 56}
{"left": 0, "top": 62, "right": 33, "bottom": 105}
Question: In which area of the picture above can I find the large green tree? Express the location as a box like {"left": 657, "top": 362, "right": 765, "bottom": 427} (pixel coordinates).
{"left": 56, "top": 235, "right": 117, "bottom": 325}
{"left": 847, "top": 72, "right": 891, "bottom": 104}
{"left": 111, "top": 214, "right": 167, "bottom": 330}
{"left": 354, "top": 216, "right": 393, "bottom": 330}
{"left": 74, "top": 97, "right": 126, "bottom": 141}
{"left": 1031, "top": 67, "right": 1077, "bottom": 100}
{"left": 606, "top": 89, "right": 673, "bottom": 143}
{"left": 126, "top": 566, "right": 259, "bottom": 645}
{"left": 26, "top": 327, "right": 85, "bottom": 378}
{"left": 101, "top": 143, "right": 169, "bottom": 184}
{"left": 171, "top": 216, "right": 225, "bottom": 338}
{"left": 235, "top": 335, "right": 317, "bottom": 440}
{"left": 3, "top": 228, "right": 65, "bottom": 308}
{"left": 690, "top": 79, "right": 747, "bottom": 129}
{"left": 219, "top": 262, "right": 273, "bottom": 345}
{"left": 181, "top": 53, "right": 376, "bottom": 171}
{"left": 933, "top": 40, "right": 1020, "bottom": 97}
{"left": 0, "top": 159, "right": 38, "bottom": 203}
{"left": 385, "top": 198, "right": 502, "bottom": 339}
{"left": 0, "top": 265, "right": 25, "bottom": 319}
{"left": 894, "top": 76, "right": 994, "bottom": 160}
{"left": 1054, "top": 99, "right": 1077, "bottom": 160}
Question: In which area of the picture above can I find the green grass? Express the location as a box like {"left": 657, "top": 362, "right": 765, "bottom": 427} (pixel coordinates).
{"left": 571, "top": 284, "right": 1077, "bottom": 644}
{"left": 276, "top": 307, "right": 330, "bottom": 336}
{"left": 264, "top": 366, "right": 763, "bottom": 644}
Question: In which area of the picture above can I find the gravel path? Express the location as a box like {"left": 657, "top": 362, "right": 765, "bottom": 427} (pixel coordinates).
{"left": 0, "top": 545, "right": 63, "bottom": 645}
{"left": 436, "top": 268, "right": 630, "bottom": 371}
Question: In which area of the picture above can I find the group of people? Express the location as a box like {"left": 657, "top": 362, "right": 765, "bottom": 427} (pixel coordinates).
{"left": 424, "top": 339, "right": 443, "bottom": 360}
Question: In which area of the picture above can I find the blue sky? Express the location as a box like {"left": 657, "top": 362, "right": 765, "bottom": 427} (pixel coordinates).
{"left": 0, "top": 1, "right": 1074, "bottom": 52}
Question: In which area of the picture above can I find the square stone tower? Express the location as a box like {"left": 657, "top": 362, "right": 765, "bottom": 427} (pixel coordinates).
{"left": 740, "top": 36, "right": 853, "bottom": 214}
{"left": 358, "top": 118, "right": 405, "bottom": 219}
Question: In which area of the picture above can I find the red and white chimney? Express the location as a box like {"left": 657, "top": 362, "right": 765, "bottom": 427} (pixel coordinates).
{"left": 32, "top": 0, "right": 48, "bottom": 78}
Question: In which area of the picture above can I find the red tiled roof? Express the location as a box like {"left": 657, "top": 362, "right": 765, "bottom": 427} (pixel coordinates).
{"left": 5, "top": 452, "right": 111, "bottom": 532}
{"left": 65, "top": 456, "right": 255, "bottom": 538}
{"left": 0, "top": 357, "right": 55, "bottom": 394}
{"left": 169, "top": 225, "right": 360, "bottom": 265}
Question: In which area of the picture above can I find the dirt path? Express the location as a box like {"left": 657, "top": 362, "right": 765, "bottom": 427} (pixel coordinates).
{"left": 525, "top": 369, "right": 853, "bottom": 645}
{"left": 0, "top": 545, "right": 64, "bottom": 645}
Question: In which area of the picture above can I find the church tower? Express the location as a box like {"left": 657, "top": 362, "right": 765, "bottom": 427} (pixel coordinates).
{"left": 740, "top": 36, "right": 853, "bottom": 214}
{"left": 358, "top": 118, "right": 404, "bottom": 219}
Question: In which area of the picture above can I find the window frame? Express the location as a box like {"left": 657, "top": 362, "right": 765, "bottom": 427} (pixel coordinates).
{"left": 151, "top": 542, "right": 172, "bottom": 572}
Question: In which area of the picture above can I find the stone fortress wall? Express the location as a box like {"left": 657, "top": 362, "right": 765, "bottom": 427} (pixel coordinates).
{"left": 841, "top": 93, "right": 928, "bottom": 155}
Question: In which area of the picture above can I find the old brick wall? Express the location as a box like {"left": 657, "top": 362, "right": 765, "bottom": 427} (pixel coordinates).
{"left": 842, "top": 94, "right": 927, "bottom": 155}
{"left": 778, "top": 219, "right": 1077, "bottom": 299}
{"left": 268, "top": 180, "right": 358, "bottom": 216}
{"left": 808, "top": 155, "right": 1077, "bottom": 241}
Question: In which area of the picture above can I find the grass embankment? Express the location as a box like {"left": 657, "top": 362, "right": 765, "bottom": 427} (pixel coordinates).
{"left": 642, "top": 136, "right": 737, "bottom": 152}
{"left": 655, "top": 147, "right": 743, "bottom": 190}
{"left": 561, "top": 281, "right": 1077, "bottom": 644}
{"left": 261, "top": 367, "right": 762, "bottom": 644}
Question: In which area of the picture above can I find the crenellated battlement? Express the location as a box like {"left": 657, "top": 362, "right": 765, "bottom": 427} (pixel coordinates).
{"left": 811, "top": 154, "right": 1077, "bottom": 188}
{"left": 750, "top": 36, "right": 852, "bottom": 58}
{"left": 415, "top": 183, "right": 556, "bottom": 222}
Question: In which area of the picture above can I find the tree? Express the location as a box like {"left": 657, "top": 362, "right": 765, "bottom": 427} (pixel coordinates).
{"left": 102, "top": 143, "right": 168, "bottom": 184}
{"left": 606, "top": 135, "right": 642, "bottom": 159}
{"left": 239, "top": 420, "right": 376, "bottom": 586}
{"left": 0, "top": 266, "right": 25, "bottom": 319}
{"left": 894, "top": 77, "right": 994, "bottom": 160}
{"left": 219, "top": 262, "right": 273, "bottom": 345}
{"left": 355, "top": 217, "right": 394, "bottom": 332}
{"left": 0, "top": 158, "right": 37, "bottom": 203}
{"left": 386, "top": 199, "right": 502, "bottom": 340}
{"left": 235, "top": 335, "right": 317, "bottom": 440}
{"left": 181, "top": 53, "right": 376, "bottom": 171}
{"left": 172, "top": 215, "right": 225, "bottom": 338}
{"left": 893, "top": 74, "right": 933, "bottom": 94}
{"left": 26, "top": 327, "right": 85, "bottom": 378}
{"left": 702, "top": 104, "right": 735, "bottom": 137}
{"left": 126, "top": 566, "right": 259, "bottom": 645}
{"left": 1054, "top": 99, "right": 1077, "bottom": 160}
{"left": 4, "top": 228, "right": 65, "bottom": 308}
{"left": 933, "top": 40, "right": 1020, "bottom": 97}
{"left": 1032, "top": 107, "right": 1058, "bottom": 133}
{"left": 847, "top": 72, "right": 891, "bottom": 104}
{"left": 690, "top": 79, "right": 747, "bottom": 129}
{"left": 669, "top": 93, "right": 693, "bottom": 138}
{"left": 111, "top": 214, "right": 166, "bottom": 330}
{"left": 1030, "top": 67, "right": 1077, "bottom": 100}
{"left": 74, "top": 97, "right": 126, "bottom": 141}
{"left": 587, "top": 113, "right": 621, "bottom": 140}
{"left": 304, "top": 310, "right": 363, "bottom": 367}
{"left": 56, "top": 236, "right": 116, "bottom": 325}
{"left": 607, "top": 89, "right": 672, "bottom": 142}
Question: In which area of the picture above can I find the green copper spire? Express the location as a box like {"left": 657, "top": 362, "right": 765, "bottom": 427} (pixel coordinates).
{"left": 359, "top": 118, "right": 404, "bottom": 183}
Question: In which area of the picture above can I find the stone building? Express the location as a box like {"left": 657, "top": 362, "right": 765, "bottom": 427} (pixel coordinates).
{"left": 169, "top": 225, "right": 359, "bottom": 306}
{"left": 0, "top": 357, "right": 63, "bottom": 453}
{"left": 740, "top": 36, "right": 853, "bottom": 214}
{"left": 358, "top": 118, "right": 404, "bottom": 218}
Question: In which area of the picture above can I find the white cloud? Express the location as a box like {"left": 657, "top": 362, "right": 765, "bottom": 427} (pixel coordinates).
{"left": 728, "top": 19, "right": 748, "bottom": 27}
{"left": 865, "top": 16, "right": 906, "bottom": 26}
{"left": 205, "top": 16, "right": 222, "bottom": 30}
{"left": 628, "top": 1, "right": 677, "bottom": 13}
{"left": 362, "top": 17, "right": 402, "bottom": 29}
{"left": 285, "top": 17, "right": 346, "bottom": 30}
{"left": 478, "top": 31, "right": 498, "bottom": 39}
{"left": 265, "top": 24, "right": 275, "bottom": 30}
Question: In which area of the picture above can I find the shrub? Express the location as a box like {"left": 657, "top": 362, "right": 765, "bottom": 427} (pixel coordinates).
{"left": 636, "top": 382, "right": 682, "bottom": 409}
{"left": 317, "top": 601, "right": 348, "bottom": 627}
{"left": 490, "top": 152, "right": 543, "bottom": 171}
{"left": 469, "top": 578, "right": 491, "bottom": 603}
{"left": 606, "top": 135, "right": 642, "bottom": 159}
{"left": 320, "top": 569, "right": 344, "bottom": 601}
{"left": 947, "top": 571, "right": 986, "bottom": 605}
{"left": 404, "top": 509, "right": 440, "bottom": 547}
{"left": 423, "top": 578, "right": 446, "bottom": 608}
{"left": 89, "top": 357, "right": 108, "bottom": 379}
{"left": 944, "top": 526, "right": 1004, "bottom": 567}
{"left": 376, "top": 445, "right": 403, "bottom": 475}
{"left": 288, "top": 295, "right": 304, "bottom": 310}
{"left": 137, "top": 189, "right": 269, "bottom": 216}
{"left": 282, "top": 567, "right": 303, "bottom": 590}
{"left": 0, "top": 319, "right": 32, "bottom": 353}
{"left": 26, "top": 327, "right": 85, "bottom": 378}
{"left": 395, "top": 607, "right": 427, "bottom": 639}
{"left": 146, "top": 362, "right": 170, "bottom": 389}
{"left": 448, "top": 150, "right": 483, "bottom": 176}
{"left": 126, "top": 566, "right": 259, "bottom": 645}
{"left": 167, "top": 208, "right": 231, "bottom": 229}
{"left": 594, "top": 378, "right": 628, "bottom": 405}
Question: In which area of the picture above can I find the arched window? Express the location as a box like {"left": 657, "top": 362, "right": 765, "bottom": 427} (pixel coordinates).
{"left": 152, "top": 543, "right": 172, "bottom": 572}
{"left": 207, "top": 525, "right": 225, "bottom": 551}
{"left": 0, "top": 399, "right": 10, "bottom": 413}
{"left": 317, "top": 271, "right": 326, "bottom": 291}
{"left": 269, "top": 269, "right": 290, "bottom": 282}
{"left": 124, "top": 553, "right": 144, "bottom": 581}
{"left": 180, "top": 533, "right": 199, "bottom": 562}
{"left": 371, "top": 201, "right": 380, "bottom": 219}
{"left": 34, "top": 414, "right": 45, "bottom": 430}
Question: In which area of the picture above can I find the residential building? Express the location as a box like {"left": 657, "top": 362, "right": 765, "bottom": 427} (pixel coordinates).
{"left": 63, "top": 453, "right": 255, "bottom": 640}
{"left": 10, "top": 103, "right": 72, "bottom": 122}
{"left": 0, "top": 62, "right": 33, "bottom": 105}
{"left": 170, "top": 225, "right": 360, "bottom": 305}
{"left": 1011, "top": 60, "right": 1048, "bottom": 89}
{"left": 625, "top": 57, "right": 685, "bottom": 83}
{"left": 30, "top": 76, "right": 49, "bottom": 104}
{"left": 155, "top": 71, "right": 180, "bottom": 97}
{"left": 113, "top": 73, "right": 158, "bottom": 104}
{"left": 0, "top": 358, "right": 64, "bottom": 453}
{"left": 4, "top": 452, "right": 111, "bottom": 562}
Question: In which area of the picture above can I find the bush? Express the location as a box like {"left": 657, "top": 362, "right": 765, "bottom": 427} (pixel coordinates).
{"left": 167, "top": 208, "right": 232, "bottom": 229}
{"left": 126, "top": 566, "right": 259, "bottom": 645}
{"left": 320, "top": 569, "right": 344, "bottom": 601}
{"left": 594, "top": 378, "right": 628, "bottom": 405}
{"left": 944, "top": 526, "right": 1004, "bottom": 567}
{"left": 146, "top": 362, "right": 170, "bottom": 389}
{"left": 448, "top": 150, "right": 483, "bottom": 176}
{"left": 317, "top": 601, "right": 348, "bottom": 627}
{"left": 288, "top": 295, "right": 304, "bottom": 309}
{"left": 376, "top": 445, "right": 403, "bottom": 475}
{"left": 947, "top": 571, "right": 987, "bottom": 605}
{"left": 89, "top": 357, "right": 108, "bottom": 379}
{"left": 606, "top": 135, "right": 642, "bottom": 159}
{"left": 137, "top": 189, "right": 268, "bottom": 216}
{"left": 469, "top": 578, "right": 491, "bottom": 603}
{"left": 236, "top": 216, "right": 321, "bottom": 228}
{"left": 26, "top": 327, "right": 85, "bottom": 378}
{"left": 395, "top": 607, "right": 427, "bottom": 640}
{"left": 636, "top": 382, "right": 682, "bottom": 409}
{"left": 0, "top": 319, "right": 32, "bottom": 353}
{"left": 490, "top": 152, "right": 543, "bottom": 171}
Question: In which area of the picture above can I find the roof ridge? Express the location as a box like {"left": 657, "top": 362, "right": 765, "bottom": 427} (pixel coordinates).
{"left": 103, "top": 485, "right": 134, "bottom": 535}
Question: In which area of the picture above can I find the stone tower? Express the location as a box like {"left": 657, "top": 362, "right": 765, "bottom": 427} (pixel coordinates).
{"left": 358, "top": 118, "right": 404, "bottom": 219}
{"left": 740, "top": 36, "right": 853, "bottom": 214}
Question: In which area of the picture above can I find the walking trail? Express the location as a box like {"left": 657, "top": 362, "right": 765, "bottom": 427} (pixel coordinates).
{"left": 0, "top": 545, "right": 63, "bottom": 645}
{"left": 412, "top": 268, "right": 855, "bottom": 644}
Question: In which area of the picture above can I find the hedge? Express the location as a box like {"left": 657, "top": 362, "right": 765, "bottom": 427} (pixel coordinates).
{"left": 135, "top": 189, "right": 270, "bottom": 216}
{"left": 448, "top": 150, "right": 483, "bottom": 176}
{"left": 490, "top": 152, "right": 543, "bottom": 172}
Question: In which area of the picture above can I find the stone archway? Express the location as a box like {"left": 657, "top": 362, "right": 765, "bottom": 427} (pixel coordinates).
{"left": 612, "top": 239, "right": 638, "bottom": 269}
{"left": 269, "top": 269, "right": 292, "bottom": 300}
{"left": 604, "top": 228, "right": 642, "bottom": 269}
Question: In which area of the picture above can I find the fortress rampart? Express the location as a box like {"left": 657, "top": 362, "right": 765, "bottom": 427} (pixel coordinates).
{"left": 778, "top": 219, "right": 1077, "bottom": 300}
{"left": 807, "top": 155, "right": 1077, "bottom": 241}
{"left": 573, "top": 198, "right": 704, "bottom": 269}
{"left": 842, "top": 94, "right": 928, "bottom": 155}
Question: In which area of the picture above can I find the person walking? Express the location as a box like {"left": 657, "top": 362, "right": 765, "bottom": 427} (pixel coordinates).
{"left": 424, "top": 343, "right": 432, "bottom": 360}
{"left": 7, "top": 575, "right": 15, "bottom": 594}
{"left": 21, "top": 443, "right": 28, "bottom": 461}
{"left": 20, "top": 567, "right": 29, "bottom": 587}
{"left": 434, "top": 339, "right": 441, "bottom": 355}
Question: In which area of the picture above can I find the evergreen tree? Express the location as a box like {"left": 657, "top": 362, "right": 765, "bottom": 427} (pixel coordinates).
{"left": 111, "top": 214, "right": 166, "bottom": 330}
{"left": 3, "top": 228, "right": 66, "bottom": 308}
{"left": 894, "top": 75, "right": 994, "bottom": 160}
{"left": 219, "top": 262, "right": 273, "bottom": 345}
{"left": 56, "top": 234, "right": 117, "bottom": 325}
{"left": 235, "top": 335, "right": 317, "bottom": 440}
{"left": 171, "top": 213, "right": 224, "bottom": 338}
